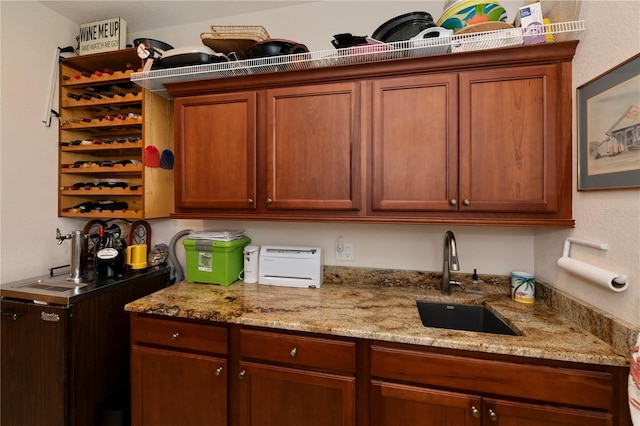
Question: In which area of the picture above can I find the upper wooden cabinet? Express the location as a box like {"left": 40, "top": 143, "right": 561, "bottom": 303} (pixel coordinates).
{"left": 458, "top": 65, "right": 563, "bottom": 215}
{"left": 174, "top": 82, "right": 362, "bottom": 217}
{"left": 370, "top": 73, "right": 459, "bottom": 213}
{"left": 174, "top": 91, "right": 257, "bottom": 210}
{"left": 167, "top": 42, "right": 577, "bottom": 226}
{"left": 265, "top": 83, "right": 361, "bottom": 211}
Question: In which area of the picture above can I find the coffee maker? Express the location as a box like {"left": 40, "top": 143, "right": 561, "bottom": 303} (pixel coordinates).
{"left": 95, "top": 225, "right": 126, "bottom": 279}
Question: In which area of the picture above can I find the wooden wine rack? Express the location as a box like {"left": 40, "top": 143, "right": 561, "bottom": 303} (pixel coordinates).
{"left": 58, "top": 48, "right": 174, "bottom": 219}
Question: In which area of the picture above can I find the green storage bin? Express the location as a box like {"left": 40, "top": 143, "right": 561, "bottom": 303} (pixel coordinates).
{"left": 183, "top": 237, "right": 251, "bottom": 286}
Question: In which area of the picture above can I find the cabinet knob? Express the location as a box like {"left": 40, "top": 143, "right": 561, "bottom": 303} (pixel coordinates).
{"left": 450, "top": 199, "right": 457, "bottom": 206}
{"left": 215, "top": 366, "right": 223, "bottom": 376}
{"left": 488, "top": 409, "right": 498, "bottom": 422}
{"left": 170, "top": 332, "right": 180, "bottom": 341}
{"left": 266, "top": 198, "right": 273, "bottom": 204}
{"left": 239, "top": 370, "right": 246, "bottom": 380}
{"left": 463, "top": 199, "right": 471, "bottom": 206}
{"left": 247, "top": 198, "right": 254, "bottom": 204}
{"left": 471, "top": 406, "right": 480, "bottom": 418}
{"left": 290, "top": 347, "right": 297, "bottom": 358}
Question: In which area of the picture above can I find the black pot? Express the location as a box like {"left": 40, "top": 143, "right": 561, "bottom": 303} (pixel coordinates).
{"left": 331, "top": 33, "right": 370, "bottom": 49}
{"left": 245, "top": 39, "right": 309, "bottom": 59}
{"left": 372, "top": 11, "right": 436, "bottom": 42}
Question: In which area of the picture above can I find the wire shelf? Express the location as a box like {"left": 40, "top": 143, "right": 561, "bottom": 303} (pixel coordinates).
{"left": 131, "top": 20, "right": 585, "bottom": 99}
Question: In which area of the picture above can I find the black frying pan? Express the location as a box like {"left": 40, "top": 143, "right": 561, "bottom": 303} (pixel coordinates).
{"left": 372, "top": 11, "right": 436, "bottom": 42}
{"left": 133, "top": 38, "right": 173, "bottom": 55}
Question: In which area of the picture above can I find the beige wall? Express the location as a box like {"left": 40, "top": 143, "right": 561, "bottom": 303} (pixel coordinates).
{"left": 1, "top": 1, "right": 638, "bottom": 326}
{"left": 534, "top": 1, "right": 640, "bottom": 328}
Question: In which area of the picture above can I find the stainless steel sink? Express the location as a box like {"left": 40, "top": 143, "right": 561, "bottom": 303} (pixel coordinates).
{"left": 416, "top": 301, "right": 519, "bottom": 336}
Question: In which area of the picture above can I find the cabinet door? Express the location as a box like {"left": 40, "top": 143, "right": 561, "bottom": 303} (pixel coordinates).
{"left": 265, "top": 82, "right": 361, "bottom": 210}
{"left": 459, "top": 65, "right": 561, "bottom": 213}
{"left": 483, "top": 398, "right": 613, "bottom": 426}
{"left": 131, "top": 345, "right": 227, "bottom": 426}
{"left": 175, "top": 91, "right": 257, "bottom": 209}
{"left": 1, "top": 300, "right": 69, "bottom": 426}
{"left": 371, "top": 74, "right": 458, "bottom": 212}
{"left": 238, "top": 361, "right": 355, "bottom": 426}
{"left": 371, "top": 380, "right": 482, "bottom": 426}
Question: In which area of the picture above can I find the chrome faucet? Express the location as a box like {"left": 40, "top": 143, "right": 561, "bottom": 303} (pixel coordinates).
{"left": 56, "top": 228, "right": 86, "bottom": 283}
{"left": 442, "top": 230, "right": 462, "bottom": 295}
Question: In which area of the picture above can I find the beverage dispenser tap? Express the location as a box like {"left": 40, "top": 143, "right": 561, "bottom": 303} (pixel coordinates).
{"left": 56, "top": 228, "right": 86, "bottom": 283}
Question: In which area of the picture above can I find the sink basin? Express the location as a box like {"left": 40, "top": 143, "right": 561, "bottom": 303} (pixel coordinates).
{"left": 416, "top": 301, "right": 519, "bottom": 336}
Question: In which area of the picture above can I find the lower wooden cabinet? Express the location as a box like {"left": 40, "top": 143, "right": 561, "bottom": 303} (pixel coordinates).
{"left": 371, "top": 381, "right": 482, "bottom": 426}
{"left": 483, "top": 398, "right": 613, "bottom": 426}
{"left": 129, "top": 316, "right": 630, "bottom": 426}
{"left": 370, "top": 343, "right": 619, "bottom": 426}
{"left": 238, "top": 362, "right": 355, "bottom": 426}
{"left": 130, "top": 315, "right": 229, "bottom": 426}
{"left": 237, "top": 328, "right": 357, "bottom": 426}
{"left": 131, "top": 345, "right": 227, "bottom": 426}
{"left": 371, "top": 381, "right": 613, "bottom": 426}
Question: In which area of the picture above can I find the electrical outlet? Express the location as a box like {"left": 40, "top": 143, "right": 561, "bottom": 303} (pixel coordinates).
{"left": 335, "top": 242, "right": 354, "bottom": 261}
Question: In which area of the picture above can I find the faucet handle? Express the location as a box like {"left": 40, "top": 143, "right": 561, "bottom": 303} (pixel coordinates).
{"left": 55, "top": 228, "right": 70, "bottom": 245}
{"left": 449, "top": 280, "right": 464, "bottom": 291}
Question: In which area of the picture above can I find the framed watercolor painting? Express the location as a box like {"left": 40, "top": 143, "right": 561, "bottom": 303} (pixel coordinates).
{"left": 577, "top": 52, "right": 640, "bottom": 190}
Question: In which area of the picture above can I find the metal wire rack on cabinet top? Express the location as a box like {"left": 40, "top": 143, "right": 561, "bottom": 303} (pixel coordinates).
{"left": 131, "top": 20, "right": 585, "bottom": 99}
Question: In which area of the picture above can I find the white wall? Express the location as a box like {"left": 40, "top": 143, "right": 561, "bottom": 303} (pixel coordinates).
{"left": 1, "top": 1, "right": 637, "bottom": 326}
{"left": 534, "top": 0, "right": 640, "bottom": 327}
{"left": 0, "top": 1, "right": 85, "bottom": 281}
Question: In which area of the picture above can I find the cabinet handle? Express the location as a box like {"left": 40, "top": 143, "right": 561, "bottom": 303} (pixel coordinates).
{"left": 215, "top": 366, "right": 223, "bottom": 376}
{"left": 170, "top": 332, "right": 180, "bottom": 341}
{"left": 463, "top": 199, "right": 471, "bottom": 206}
{"left": 488, "top": 409, "right": 498, "bottom": 422}
{"left": 471, "top": 405, "right": 480, "bottom": 418}
{"left": 247, "top": 198, "right": 254, "bottom": 204}
{"left": 290, "top": 347, "right": 297, "bottom": 358}
{"left": 239, "top": 370, "right": 246, "bottom": 380}
{"left": 450, "top": 199, "right": 457, "bottom": 206}
{"left": 266, "top": 198, "right": 273, "bottom": 204}
{"left": 1, "top": 311, "right": 24, "bottom": 320}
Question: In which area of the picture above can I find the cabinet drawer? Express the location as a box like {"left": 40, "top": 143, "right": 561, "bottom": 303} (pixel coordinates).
{"left": 371, "top": 344, "right": 613, "bottom": 410}
{"left": 131, "top": 314, "right": 227, "bottom": 355}
{"left": 240, "top": 329, "right": 356, "bottom": 373}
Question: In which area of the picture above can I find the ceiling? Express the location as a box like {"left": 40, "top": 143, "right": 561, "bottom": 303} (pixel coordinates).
{"left": 38, "top": 1, "right": 312, "bottom": 33}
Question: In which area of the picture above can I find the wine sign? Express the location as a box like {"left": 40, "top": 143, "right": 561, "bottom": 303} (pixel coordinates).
{"left": 79, "top": 18, "right": 127, "bottom": 55}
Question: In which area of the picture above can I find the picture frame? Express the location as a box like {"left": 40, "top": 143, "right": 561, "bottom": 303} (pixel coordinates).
{"left": 577, "top": 52, "right": 640, "bottom": 190}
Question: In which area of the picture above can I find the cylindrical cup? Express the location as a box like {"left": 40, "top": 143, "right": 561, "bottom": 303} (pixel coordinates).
{"left": 126, "top": 244, "right": 148, "bottom": 269}
{"left": 511, "top": 271, "right": 535, "bottom": 304}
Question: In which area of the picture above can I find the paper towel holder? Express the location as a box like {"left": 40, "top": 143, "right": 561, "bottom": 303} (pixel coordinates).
{"left": 561, "top": 237, "right": 628, "bottom": 286}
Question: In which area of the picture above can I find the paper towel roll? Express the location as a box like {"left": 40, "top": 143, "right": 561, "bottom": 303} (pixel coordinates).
{"left": 557, "top": 257, "right": 628, "bottom": 292}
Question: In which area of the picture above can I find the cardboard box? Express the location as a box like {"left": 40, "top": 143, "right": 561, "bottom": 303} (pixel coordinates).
{"left": 79, "top": 18, "right": 127, "bottom": 55}
{"left": 518, "top": 2, "right": 546, "bottom": 45}
{"left": 183, "top": 237, "right": 251, "bottom": 286}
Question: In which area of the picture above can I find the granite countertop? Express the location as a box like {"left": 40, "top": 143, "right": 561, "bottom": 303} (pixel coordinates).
{"left": 125, "top": 267, "right": 631, "bottom": 368}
